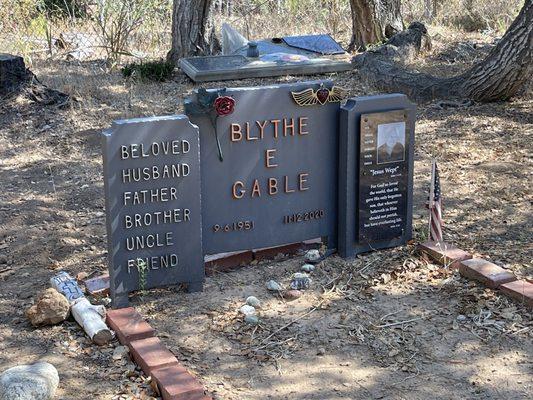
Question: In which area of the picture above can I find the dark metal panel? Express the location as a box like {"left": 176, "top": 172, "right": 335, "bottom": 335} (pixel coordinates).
{"left": 186, "top": 81, "right": 339, "bottom": 255}
{"left": 338, "top": 95, "right": 416, "bottom": 258}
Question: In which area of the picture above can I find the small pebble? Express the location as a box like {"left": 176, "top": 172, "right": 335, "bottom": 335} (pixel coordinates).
{"left": 304, "top": 249, "right": 321, "bottom": 263}
{"left": 317, "top": 347, "right": 325, "bottom": 355}
{"left": 246, "top": 296, "right": 261, "bottom": 308}
{"left": 244, "top": 315, "right": 259, "bottom": 325}
{"left": 283, "top": 289, "right": 302, "bottom": 300}
{"left": 456, "top": 314, "right": 467, "bottom": 322}
{"left": 266, "top": 280, "right": 283, "bottom": 291}
{"left": 301, "top": 263, "right": 315, "bottom": 273}
{"left": 239, "top": 305, "right": 256, "bottom": 316}
{"left": 290, "top": 272, "right": 311, "bottom": 290}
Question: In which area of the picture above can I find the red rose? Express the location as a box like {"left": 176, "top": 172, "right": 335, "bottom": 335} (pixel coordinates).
{"left": 214, "top": 96, "right": 235, "bottom": 116}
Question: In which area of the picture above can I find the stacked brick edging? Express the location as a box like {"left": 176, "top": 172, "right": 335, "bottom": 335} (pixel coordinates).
{"left": 107, "top": 307, "right": 210, "bottom": 400}
{"left": 418, "top": 241, "right": 533, "bottom": 309}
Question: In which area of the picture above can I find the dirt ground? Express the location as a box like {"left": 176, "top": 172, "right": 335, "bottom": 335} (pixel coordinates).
{"left": 0, "top": 28, "right": 532, "bottom": 399}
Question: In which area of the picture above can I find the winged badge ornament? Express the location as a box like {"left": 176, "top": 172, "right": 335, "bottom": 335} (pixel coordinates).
{"left": 291, "top": 84, "right": 348, "bottom": 106}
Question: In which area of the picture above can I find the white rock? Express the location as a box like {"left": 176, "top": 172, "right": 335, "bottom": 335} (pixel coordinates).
{"left": 246, "top": 296, "right": 261, "bottom": 308}
{"left": 239, "top": 305, "right": 256, "bottom": 316}
{"left": 266, "top": 280, "right": 283, "bottom": 291}
{"left": 305, "top": 249, "right": 321, "bottom": 263}
{"left": 301, "top": 263, "right": 315, "bottom": 272}
{"left": 0, "top": 362, "right": 59, "bottom": 400}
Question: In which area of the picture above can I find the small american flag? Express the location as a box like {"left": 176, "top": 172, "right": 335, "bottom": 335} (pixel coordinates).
{"left": 428, "top": 159, "right": 443, "bottom": 242}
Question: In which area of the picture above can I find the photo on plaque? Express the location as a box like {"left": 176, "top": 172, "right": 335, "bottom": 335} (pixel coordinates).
{"left": 376, "top": 121, "right": 406, "bottom": 165}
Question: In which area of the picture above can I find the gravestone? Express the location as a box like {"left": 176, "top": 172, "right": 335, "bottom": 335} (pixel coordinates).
{"left": 185, "top": 81, "right": 344, "bottom": 256}
{"left": 338, "top": 94, "right": 415, "bottom": 258}
{"left": 282, "top": 34, "right": 345, "bottom": 55}
{"left": 101, "top": 115, "right": 204, "bottom": 308}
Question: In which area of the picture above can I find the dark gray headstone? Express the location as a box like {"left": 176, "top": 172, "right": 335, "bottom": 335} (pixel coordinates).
{"left": 338, "top": 95, "right": 415, "bottom": 258}
{"left": 282, "top": 34, "right": 345, "bottom": 55}
{"left": 186, "top": 55, "right": 249, "bottom": 71}
{"left": 186, "top": 81, "right": 341, "bottom": 255}
{"left": 101, "top": 115, "right": 204, "bottom": 308}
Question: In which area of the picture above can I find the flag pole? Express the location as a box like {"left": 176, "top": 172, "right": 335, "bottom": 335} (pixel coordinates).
{"left": 428, "top": 158, "right": 436, "bottom": 240}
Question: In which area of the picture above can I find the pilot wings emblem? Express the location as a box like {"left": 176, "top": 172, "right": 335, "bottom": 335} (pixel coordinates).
{"left": 291, "top": 85, "right": 348, "bottom": 106}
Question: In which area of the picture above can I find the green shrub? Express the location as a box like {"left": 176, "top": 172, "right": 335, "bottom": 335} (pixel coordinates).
{"left": 121, "top": 60, "right": 175, "bottom": 82}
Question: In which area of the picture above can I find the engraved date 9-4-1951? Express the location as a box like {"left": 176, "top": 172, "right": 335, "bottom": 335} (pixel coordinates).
{"left": 283, "top": 210, "right": 324, "bottom": 224}
{"left": 213, "top": 220, "right": 255, "bottom": 233}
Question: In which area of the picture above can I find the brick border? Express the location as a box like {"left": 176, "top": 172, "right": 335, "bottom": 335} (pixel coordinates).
{"left": 107, "top": 307, "right": 210, "bottom": 400}
{"left": 418, "top": 241, "right": 532, "bottom": 309}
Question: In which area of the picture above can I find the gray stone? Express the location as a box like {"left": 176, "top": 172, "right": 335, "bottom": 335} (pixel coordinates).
{"left": 101, "top": 115, "right": 205, "bottom": 308}
{"left": 244, "top": 315, "right": 259, "bottom": 325}
{"left": 112, "top": 345, "right": 129, "bottom": 361}
{"left": 245, "top": 296, "right": 261, "bottom": 308}
{"left": 239, "top": 305, "right": 256, "bottom": 316}
{"left": 26, "top": 288, "right": 70, "bottom": 327}
{"left": 0, "top": 362, "right": 59, "bottom": 400}
{"left": 304, "top": 249, "right": 321, "bottom": 263}
{"left": 301, "top": 263, "right": 315, "bottom": 273}
{"left": 290, "top": 273, "right": 311, "bottom": 290}
{"left": 266, "top": 280, "right": 283, "bottom": 292}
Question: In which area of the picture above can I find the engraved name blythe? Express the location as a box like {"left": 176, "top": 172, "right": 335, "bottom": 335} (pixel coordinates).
{"left": 229, "top": 116, "right": 311, "bottom": 199}
{"left": 119, "top": 139, "right": 192, "bottom": 273}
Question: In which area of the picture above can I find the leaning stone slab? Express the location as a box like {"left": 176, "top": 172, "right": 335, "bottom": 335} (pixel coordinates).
{"left": 0, "top": 362, "right": 59, "bottom": 400}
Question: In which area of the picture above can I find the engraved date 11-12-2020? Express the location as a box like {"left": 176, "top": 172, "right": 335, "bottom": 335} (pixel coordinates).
{"left": 284, "top": 209, "right": 324, "bottom": 224}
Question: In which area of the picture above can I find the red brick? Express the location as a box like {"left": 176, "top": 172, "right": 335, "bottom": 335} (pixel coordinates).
{"left": 106, "top": 307, "right": 155, "bottom": 345}
{"left": 84, "top": 273, "right": 110, "bottom": 296}
{"left": 459, "top": 258, "right": 516, "bottom": 289}
{"left": 499, "top": 280, "right": 533, "bottom": 309}
{"left": 253, "top": 243, "right": 303, "bottom": 262}
{"left": 128, "top": 336, "right": 178, "bottom": 376}
{"left": 418, "top": 241, "right": 472, "bottom": 269}
{"left": 205, "top": 251, "right": 253, "bottom": 275}
{"left": 151, "top": 364, "right": 207, "bottom": 400}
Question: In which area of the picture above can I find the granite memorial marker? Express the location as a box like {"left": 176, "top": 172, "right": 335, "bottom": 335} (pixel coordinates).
{"left": 185, "top": 81, "right": 347, "bottom": 255}
{"left": 101, "top": 83, "right": 417, "bottom": 308}
{"left": 102, "top": 115, "right": 204, "bottom": 308}
{"left": 338, "top": 94, "right": 415, "bottom": 258}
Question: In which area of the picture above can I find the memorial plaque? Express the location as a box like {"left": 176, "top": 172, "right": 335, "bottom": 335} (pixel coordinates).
{"left": 101, "top": 115, "right": 204, "bottom": 308}
{"left": 338, "top": 94, "right": 415, "bottom": 258}
{"left": 185, "top": 81, "right": 343, "bottom": 255}
{"left": 358, "top": 110, "right": 409, "bottom": 241}
{"left": 282, "top": 34, "right": 345, "bottom": 55}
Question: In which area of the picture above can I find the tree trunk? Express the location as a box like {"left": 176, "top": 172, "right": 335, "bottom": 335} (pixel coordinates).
{"left": 460, "top": 0, "right": 532, "bottom": 101}
{"left": 167, "top": 0, "right": 219, "bottom": 64}
{"left": 353, "top": 0, "right": 533, "bottom": 102}
{"left": 348, "top": 0, "right": 403, "bottom": 51}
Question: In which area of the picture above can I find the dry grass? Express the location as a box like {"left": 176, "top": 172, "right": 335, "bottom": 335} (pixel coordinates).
{"left": 0, "top": 0, "right": 524, "bottom": 67}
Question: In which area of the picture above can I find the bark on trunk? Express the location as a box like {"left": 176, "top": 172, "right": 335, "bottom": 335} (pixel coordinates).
{"left": 167, "top": 0, "right": 219, "bottom": 64}
{"left": 348, "top": 0, "right": 404, "bottom": 51}
{"left": 460, "top": 0, "right": 533, "bottom": 101}
{"left": 353, "top": 0, "right": 533, "bottom": 102}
